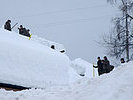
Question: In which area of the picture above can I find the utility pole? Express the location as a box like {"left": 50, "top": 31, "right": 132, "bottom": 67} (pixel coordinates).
{"left": 125, "top": 2, "right": 129, "bottom": 62}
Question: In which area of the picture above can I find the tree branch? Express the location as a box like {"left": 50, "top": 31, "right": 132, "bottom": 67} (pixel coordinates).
{"left": 121, "top": 0, "right": 125, "bottom": 6}
{"left": 128, "top": 14, "right": 133, "bottom": 19}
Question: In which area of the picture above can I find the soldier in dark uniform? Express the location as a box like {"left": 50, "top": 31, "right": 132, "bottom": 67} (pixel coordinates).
{"left": 103, "top": 56, "right": 110, "bottom": 73}
{"left": 18, "top": 25, "right": 30, "bottom": 37}
{"left": 93, "top": 57, "right": 103, "bottom": 76}
{"left": 18, "top": 25, "right": 24, "bottom": 35}
{"left": 103, "top": 56, "right": 114, "bottom": 73}
{"left": 4, "top": 20, "right": 11, "bottom": 31}
{"left": 25, "top": 29, "right": 30, "bottom": 37}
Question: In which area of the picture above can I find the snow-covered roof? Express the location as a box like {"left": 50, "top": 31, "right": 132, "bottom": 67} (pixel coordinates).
{"left": 0, "top": 29, "right": 70, "bottom": 88}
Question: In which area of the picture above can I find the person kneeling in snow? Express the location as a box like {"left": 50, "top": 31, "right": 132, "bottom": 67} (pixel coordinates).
{"left": 18, "top": 25, "right": 31, "bottom": 37}
{"left": 25, "top": 29, "right": 30, "bottom": 37}
{"left": 18, "top": 25, "right": 24, "bottom": 35}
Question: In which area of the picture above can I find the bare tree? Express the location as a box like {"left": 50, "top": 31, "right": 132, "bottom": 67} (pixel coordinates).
{"left": 103, "top": 0, "right": 133, "bottom": 62}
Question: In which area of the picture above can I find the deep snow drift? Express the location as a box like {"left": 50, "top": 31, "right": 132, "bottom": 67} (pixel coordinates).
{"left": 0, "top": 29, "right": 71, "bottom": 88}
{"left": 0, "top": 61, "right": 133, "bottom": 100}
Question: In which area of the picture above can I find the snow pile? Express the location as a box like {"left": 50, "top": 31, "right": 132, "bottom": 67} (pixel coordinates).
{"left": 0, "top": 61, "right": 133, "bottom": 100}
{"left": 71, "top": 58, "right": 98, "bottom": 78}
{"left": 70, "top": 62, "right": 133, "bottom": 100}
{"left": 0, "top": 29, "right": 70, "bottom": 88}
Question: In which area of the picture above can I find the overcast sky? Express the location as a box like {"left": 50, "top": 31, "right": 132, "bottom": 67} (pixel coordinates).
{"left": 0, "top": 0, "right": 117, "bottom": 63}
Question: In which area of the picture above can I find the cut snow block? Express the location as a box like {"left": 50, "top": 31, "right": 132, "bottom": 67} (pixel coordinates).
{"left": 71, "top": 58, "right": 98, "bottom": 78}
{"left": 0, "top": 29, "right": 70, "bottom": 88}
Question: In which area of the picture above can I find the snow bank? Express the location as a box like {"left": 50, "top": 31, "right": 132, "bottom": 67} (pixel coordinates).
{"left": 71, "top": 58, "right": 98, "bottom": 78}
{"left": 0, "top": 29, "right": 70, "bottom": 88}
{"left": 0, "top": 61, "right": 133, "bottom": 100}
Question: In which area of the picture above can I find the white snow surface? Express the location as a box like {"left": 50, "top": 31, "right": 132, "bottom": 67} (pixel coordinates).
{"left": 0, "top": 61, "right": 133, "bottom": 100}
{"left": 31, "top": 35, "right": 65, "bottom": 53}
{"left": 0, "top": 29, "right": 70, "bottom": 88}
{"left": 71, "top": 58, "right": 98, "bottom": 78}
{"left": 0, "top": 29, "right": 133, "bottom": 100}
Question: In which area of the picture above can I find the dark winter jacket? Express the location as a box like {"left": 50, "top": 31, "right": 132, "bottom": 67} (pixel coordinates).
{"left": 104, "top": 59, "right": 110, "bottom": 66}
{"left": 25, "top": 30, "right": 30, "bottom": 37}
{"left": 18, "top": 27, "right": 25, "bottom": 35}
{"left": 97, "top": 60, "right": 103, "bottom": 70}
{"left": 93, "top": 60, "right": 103, "bottom": 76}
{"left": 19, "top": 28, "right": 30, "bottom": 37}
{"left": 4, "top": 21, "right": 11, "bottom": 31}
{"left": 103, "top": 59, "right": 114, "bottom": 73}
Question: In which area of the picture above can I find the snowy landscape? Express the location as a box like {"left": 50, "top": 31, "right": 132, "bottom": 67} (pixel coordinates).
{"left": 0, "top": 25, "right": 133, "bottom": 100}
{"left": 0, "top": 0, "right": 133, "bottom": 100}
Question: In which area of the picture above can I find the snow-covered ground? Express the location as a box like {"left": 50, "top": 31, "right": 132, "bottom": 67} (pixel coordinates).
{"left": 0, "top": 62, "right": 133, "bottom": 100}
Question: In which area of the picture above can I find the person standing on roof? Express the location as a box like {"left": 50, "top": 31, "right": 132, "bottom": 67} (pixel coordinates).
{"left": 4, "top": 20, "right": 11, "bottom": 31}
